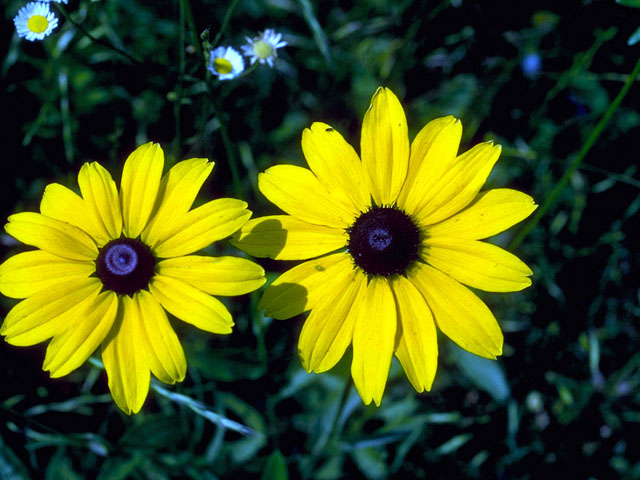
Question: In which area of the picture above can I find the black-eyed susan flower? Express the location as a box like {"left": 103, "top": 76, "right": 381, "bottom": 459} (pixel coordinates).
{"left": 232, "top": 87, "right": 537, "bottom": 406}
{"left": 241, "top": 29, "right": 287, "bottom": 67}
{"left": 208, "top": 46, "right": 245, "bottom": 81}
{"left": 0, "top": 143, "right": 265, "bottom": 414}
{"left": 14, "top": 2, "right": 59, "bottom": 42}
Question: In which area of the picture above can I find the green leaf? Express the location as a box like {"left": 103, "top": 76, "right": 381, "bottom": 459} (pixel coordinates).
{"left": 97, "top": 452, "right": 145, "bottom": 480}
{"left": 120, "top": 415, "right": 183, "bottom": 450}
{"left": 188, "top": 347, "right": 265, "bottom": 382}
{"left": 45, "top": 449, "right": 83, "bottom": 480}
{"left": 260, "top": 451, "right": 288, "bottom": 480}
{"left": 218, "top": 393, "right": 267, "bottom": 464}
{"left": 351, "top": 448, "right": 387, "bottom": 479}
{"left": 628, "top": 26, "right": 640, "bottom": 45}
{"left": 434, "top": 433, "right": 473, "bottom": 455}
{"left": 616, "top": 0, "right": 640, "bottom": 7}
{"left": 0, "top": 436, "right": 30, "bottom": 480}
{"left": 451, "top": 342, "right": 510, "bottom": 403}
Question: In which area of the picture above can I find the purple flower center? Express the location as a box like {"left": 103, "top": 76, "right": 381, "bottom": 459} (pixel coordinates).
{"left": 348, "top": 206, "right": 420, "bottom": 277}
{"left": 96, "top": 238, "right": 155, "bottom": 295}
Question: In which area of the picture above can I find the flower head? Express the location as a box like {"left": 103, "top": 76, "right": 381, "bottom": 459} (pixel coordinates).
{"left": 208, "top": 46, "right": 244, "bottom": 80}
{"left": 241, "top": 29, "right": 287, "bottom": 67}
{"left": 14, "top": 2, "right": 59, "bottom": 42}
{"left": 232, "top": 87, "right": 537, "bottom": 406}
{"left": 0, "top": 143, "right": 265, "bottom": 414}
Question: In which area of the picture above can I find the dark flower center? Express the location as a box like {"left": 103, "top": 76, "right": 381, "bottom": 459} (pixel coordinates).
{"left": 347, "top": 206, "right": 421, "bottom": 277}
{"left": 96, "top": 238, "right": 156, "bottom": 295}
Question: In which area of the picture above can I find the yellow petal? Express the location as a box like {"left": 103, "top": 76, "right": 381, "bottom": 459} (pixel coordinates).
{"left": 258, "top": 253, "right": 353, "bottom": 320}
{"left": 141, "top": 158, "right": 213, "bottom": 247}
{"left": 414, "top": 142, "right": 502, "bottom": 226}
{"left": 156, "top": 255, "right": 265, "bottom": 296}
{"left": 351, "top": 276, "right": 396, "bottom": 406}
{"left": 0, "top": 250, "right": 94, "bottom": 299}
{"left": 121, "top": 143, "right": 164, "bottom": 238}
{"left": 78, "top": 162, "right": 122, "bottom": 240}
{"left": 149, "top": 275, "right": 233, "bottom": 334}
{"left": 134, "top": 290, "right": 186, "bottom": 384}
{"left": 5, "top": 212, "right": 98, "bottom": 261}
{"left": 390, "top": 275, "right": 438, "bottom": 393}
{"left": 360, "top": 87, "right": 410, "bottom": 206}
{"left": 298, "top": 268, "right": 364, "bottom": 373}
{"left": 426, "top": 189, "right": 538, "bottom": 240}
{"left": 397, "top": 116, "right": 462, "bottom": 213}
{"left": 301, "top": 122, "right": 370, "bottom": 212}
{"left": 409, "top": 263, "right": 503, "bottom": 359}
{"left": 1, "top": 277, "right": 102, "bottom": 346}
{"left": 230, "top": 215, "right": 348, "bottom": 260}
{"left": 101, "top": 296, "right": 150, "bottom": 415}
{"left": 40, "top": 183, "right": 110, "bottom": 246}
{"left": 44, "top": 291, "right": 118, "bottom": 378}
{"left": 258, "top": 165, "right": 355, "bottom": 228}
{"left": 153, "top": 198, "right": 251, "bottom": 258}
{"left": 424, "top": 238, "right": 533, "bottom": 292}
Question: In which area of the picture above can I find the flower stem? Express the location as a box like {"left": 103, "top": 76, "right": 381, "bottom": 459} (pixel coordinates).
{"left": 182, "top": 0, "right": 203, "bottom": 60}
{"left": 171, "top": 0, "right": 187, "bottom": 161}
{"left": 327, "top": 374, "right": 353, "bottom": 444}
{"left": 210, "top": 99, "right": 243, "bottom": 199}
{"left": 54, "top": 4, "right": 142, "bottom": 65}
{"left": 509, "top": 55, "right": 640, "bottom": 250}
{"left": 211, "top": 0, "right": 241, "bottom": 48}
{"left": 58, "top": 69, "right": 74, "bottom": 164}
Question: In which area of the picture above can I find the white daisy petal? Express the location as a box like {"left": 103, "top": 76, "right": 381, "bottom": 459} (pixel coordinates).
{"left": 241, "top": 28, "right": 287, "bottom": 67}
{"left": 14, "top": 2, "right": 59, "bottom": 42}
{"left": 208, "top": 46, "right": 245, "bottom": 81}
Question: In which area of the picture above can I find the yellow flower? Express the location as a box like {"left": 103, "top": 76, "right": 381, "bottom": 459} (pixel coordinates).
{"left": 232, "top": 87, "right": 537, "bottom": 406}
{"left": 0, "top": 143, "right": 265, "bottom": 414}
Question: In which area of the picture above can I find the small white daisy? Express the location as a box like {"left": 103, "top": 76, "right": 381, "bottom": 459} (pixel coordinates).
{"left": 208, "top": 46, "right": 245, "bottom": 81}
{"left": 241, "top": 29, "right": 287, "bottom": 67}
{"left": 14, "top": 2, "right": 59, "bottom": 42}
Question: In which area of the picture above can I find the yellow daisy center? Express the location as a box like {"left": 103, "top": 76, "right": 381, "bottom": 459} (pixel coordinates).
{"left": 253, "top": 40, "right": 274, "bottom": 59}
{"left": 27, "top": 15, "right": 49, "bottom": 34}
{"left": 213, "top": 58, "right": 233, "bottom": 74}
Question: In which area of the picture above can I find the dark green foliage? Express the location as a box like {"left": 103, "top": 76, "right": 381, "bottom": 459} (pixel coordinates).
{"left": 2, "top": 0, "right": 640, "bottom": 478}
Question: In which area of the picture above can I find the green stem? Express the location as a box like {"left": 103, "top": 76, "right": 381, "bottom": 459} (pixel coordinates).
{"left": 210, "top": 99, "right": 243, "bottom": 199}
{"left": 298, "top": 0, "right": 332, "bottom": 64}
{"left": 211, "top": 0, "right": 242, "bottom": 48}
{"left": 509, "top": 55, "right": 640, "bottom": 250}
{"left": 328, "top": 374, "right": 353, "bottom": 442}
{"left": 54, "top": 4, "right": 142, "bottom": 65}
{"left": 182, "top": 0, "right": 203, "bottom": 60}
{"left": 58, "top": 69, "right": 74, "bottom": 164}
{"left": 528, "top": 28, "right": 616, "bottom": 130}
{"left": 172, "top": 0, "right": 187, "bottom": 161}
